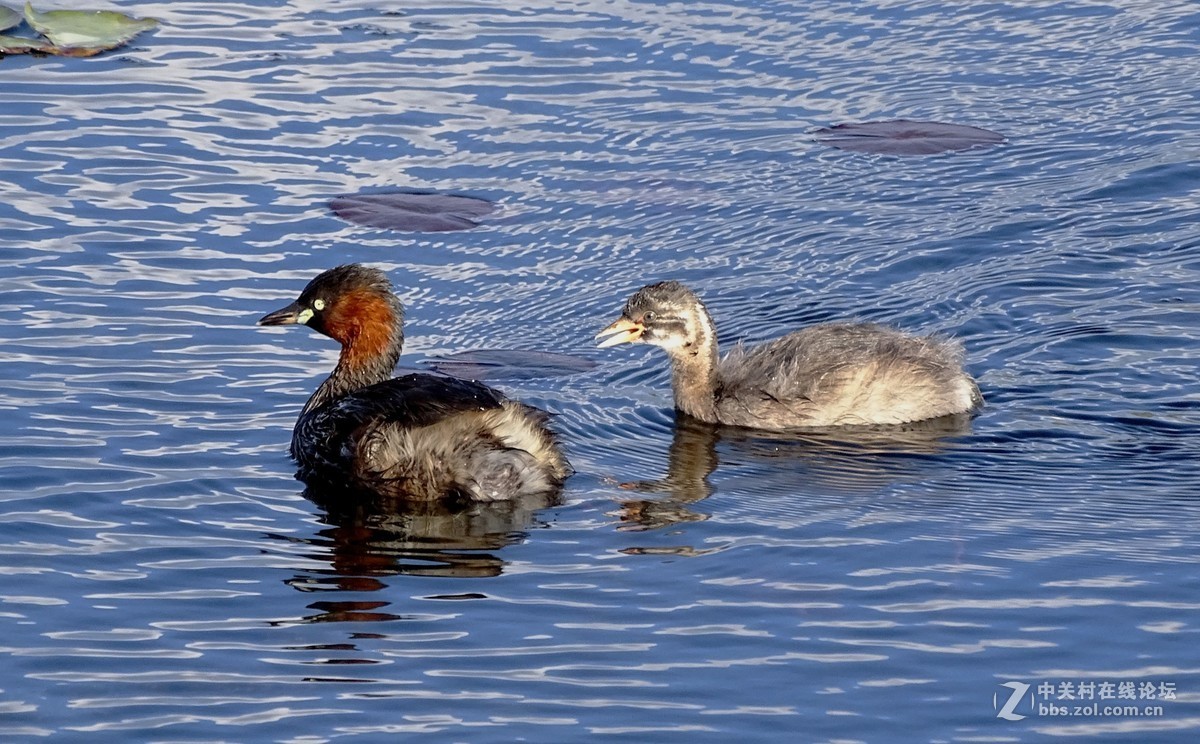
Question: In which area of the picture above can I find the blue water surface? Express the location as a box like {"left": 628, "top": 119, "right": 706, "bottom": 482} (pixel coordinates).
{"left": 0, "top": 0, "right": 1198, "bottom": 741}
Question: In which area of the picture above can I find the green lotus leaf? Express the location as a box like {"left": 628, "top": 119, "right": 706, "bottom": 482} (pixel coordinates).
{"left": 0, "top": 5, "right": 22, "bottom": 33}
{"left": 23, "top": 2, "right": 157, "bottom": 51}
{"left": 0, "top": 33, "right": 51, "bottom": 53}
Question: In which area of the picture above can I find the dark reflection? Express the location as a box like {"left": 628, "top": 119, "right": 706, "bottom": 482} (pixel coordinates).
{"left": 616, "top": 415, "right": 719, "bottom": 531}
{"left": 617, "top": 411, "right": 976, "bottom": 531}
{"left": 273, "top": 486, "right": 561, "bottom": 623}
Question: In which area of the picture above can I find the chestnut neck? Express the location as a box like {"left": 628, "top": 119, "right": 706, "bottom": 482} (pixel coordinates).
{"left": 302, "top": 291, "right": 405, "bottom": 415}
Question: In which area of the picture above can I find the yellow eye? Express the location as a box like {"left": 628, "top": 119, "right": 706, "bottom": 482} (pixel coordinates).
{"left": 313, "top": 299, "right": 326, "bottom": 311}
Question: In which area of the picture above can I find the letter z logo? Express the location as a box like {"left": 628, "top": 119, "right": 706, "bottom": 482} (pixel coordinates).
{"left": 995, "top": 681, "right": 1030, "bottom": 721}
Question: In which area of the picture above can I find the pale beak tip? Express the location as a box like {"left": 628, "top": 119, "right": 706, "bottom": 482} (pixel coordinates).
{"left": 595, "top": 318, "right": 643, "bottom": 348}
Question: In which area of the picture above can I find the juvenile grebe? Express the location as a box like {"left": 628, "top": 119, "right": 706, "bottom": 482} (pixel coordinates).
{"left": 597, "top": 281, "right": 982, "bottom": 430}
{"left": 258, "top": 264, "right": 570, "bottom": 501}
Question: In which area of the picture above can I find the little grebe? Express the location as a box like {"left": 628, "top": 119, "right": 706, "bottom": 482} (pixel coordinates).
{"left": 597, "top": 281, "right": 982, "bottom": 429}
{"left": 258, "top": 264, "right": 571, "bottom": 501}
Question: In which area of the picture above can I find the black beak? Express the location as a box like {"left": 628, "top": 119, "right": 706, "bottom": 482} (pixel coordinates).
{"left": 257, "top": 300, "right": 304, "bottom": 326}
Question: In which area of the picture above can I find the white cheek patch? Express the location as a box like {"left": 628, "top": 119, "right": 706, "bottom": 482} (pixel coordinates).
{"left": 654, "top": 333, "right": 688, "bottom": 350}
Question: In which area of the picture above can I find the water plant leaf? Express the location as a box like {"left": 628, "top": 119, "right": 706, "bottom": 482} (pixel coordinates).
{"left": 813, "top": 120, "right": 1005, "bottom": 155}
{"left": 0, "top": 5, "right": 21, "bottom": 32}
{"left": 330, "top": 191, "right": 495, "bottom": 232}
{"left": 22, "top": 2, "right": 157, "bottom": 56}
{"left": 421, "top": 349, "right": 597, "bottom": 380}
{"left": 0, "top": 33, "right": 49, "bottom": 53}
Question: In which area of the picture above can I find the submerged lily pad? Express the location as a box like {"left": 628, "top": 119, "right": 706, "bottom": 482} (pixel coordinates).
{"left": 421, "top": 349, "right": 597, "bottom": 380}
{"left": 813, "top": 120, "right": 1005, "bottom": 155}
{"left": 0, "top": 3, "right": 157, "bottom": 57}
{"left": 330, "top": 191, "right": 495, "bottom": 232}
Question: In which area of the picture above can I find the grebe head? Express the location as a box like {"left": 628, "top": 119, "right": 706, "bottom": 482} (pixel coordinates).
{"left": 258, "top": 264, "right": 405, "bottom": 370}
{"left": 596, "top": 281, "right": 710, "bottom": 354}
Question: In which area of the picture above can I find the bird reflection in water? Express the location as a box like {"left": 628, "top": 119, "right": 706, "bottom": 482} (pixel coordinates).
{"left": 275, "top": 487, "right": 561, "bottom": 624}
{"left": 616, "top": 411, "right": 977, "bottom": 533}
{"left": 616, "top": 415, "right": 719, "bottom": 532}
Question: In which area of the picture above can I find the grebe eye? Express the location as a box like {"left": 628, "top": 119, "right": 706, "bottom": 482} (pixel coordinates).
{"left": 312, "top": 298, "right": 326, "bottom": 311}
{"left": 642, "top": 311, "right": 656, "bottom": 323}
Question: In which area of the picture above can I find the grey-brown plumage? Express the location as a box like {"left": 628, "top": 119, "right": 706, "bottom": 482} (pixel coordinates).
{"left": 597, "top": 281, "right": 982, "bottom": 430}
{"left": 258, "top": 264, "right": 571, "bottom": 501}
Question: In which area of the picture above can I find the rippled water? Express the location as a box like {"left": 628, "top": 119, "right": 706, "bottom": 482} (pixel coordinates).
{"left": 2, "top": 0, "right": 1198, "bottom": 740}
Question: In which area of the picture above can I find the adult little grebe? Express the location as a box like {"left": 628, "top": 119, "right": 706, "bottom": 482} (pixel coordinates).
{"left": 597, "top": 281, "right": 982, "bottom": 429}
{"left": 258, "top": 264, "right": 571, "bottom": 501}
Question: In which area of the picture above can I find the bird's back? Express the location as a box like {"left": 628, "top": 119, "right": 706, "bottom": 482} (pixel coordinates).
{"left": 294, "top": 373, "right": 570, "bottom": 500}
{"left": 716, "top": 323, "right": 981, "bottom": 428}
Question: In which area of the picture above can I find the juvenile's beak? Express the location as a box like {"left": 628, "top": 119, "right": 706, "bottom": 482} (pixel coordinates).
{"left": 257, "top": 301, "right": 306, "bottom": 326}
{"left": 596, "top": 317, "right": 644, "bottom": 348}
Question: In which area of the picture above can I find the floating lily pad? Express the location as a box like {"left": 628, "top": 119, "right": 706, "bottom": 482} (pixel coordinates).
{"left": 813, "top": 120, "right": 1005, "bottom": 155}
{"left": 0, "top": 3, "right": 157, "bottom": 57}
{"left": 25, "top": 3, "right": 157, "bottom": 50}
{"left": 0, "top": 33, "right": 48, "bottom": 53}
{"left": 421, "top": 349, "right": 597, "bottom": 380}
{"left": 0, "top": 5, "right": 21, "bottom": 32}
{"left": 330, "top": 191, "right": 495, "bottom": 232}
